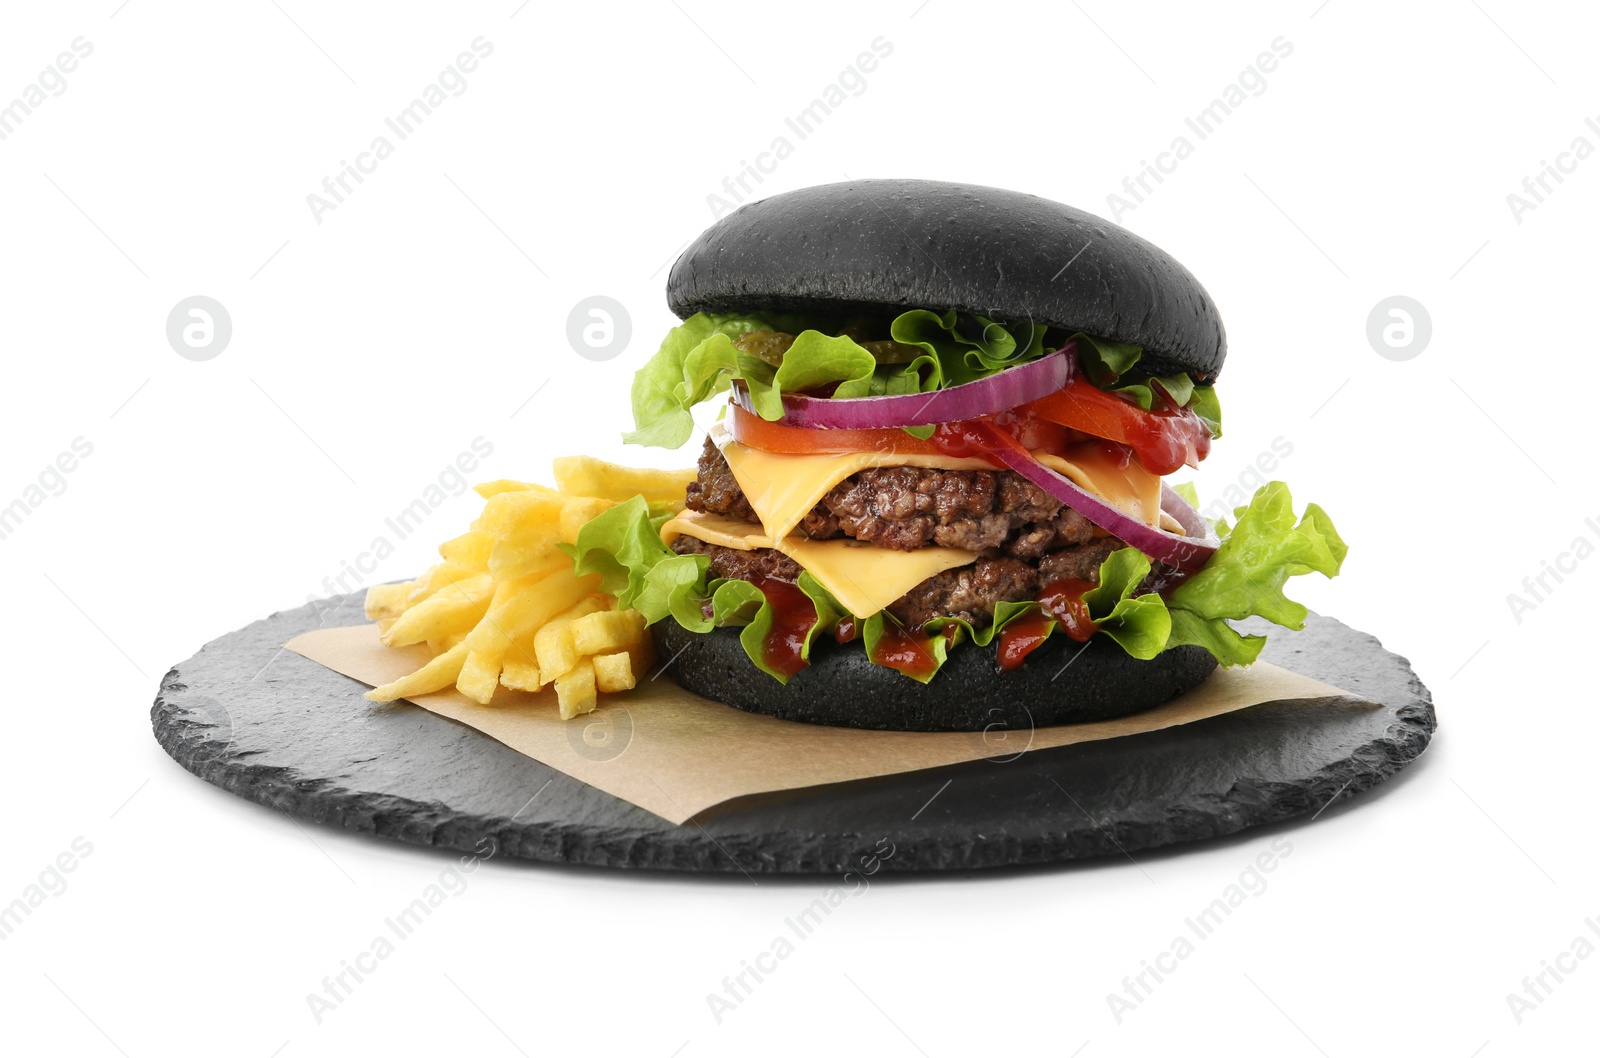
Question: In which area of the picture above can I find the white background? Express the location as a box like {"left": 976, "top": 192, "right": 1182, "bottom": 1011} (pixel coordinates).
{"left": 2, "top": 1, "right": 1594, "bottom": 1054}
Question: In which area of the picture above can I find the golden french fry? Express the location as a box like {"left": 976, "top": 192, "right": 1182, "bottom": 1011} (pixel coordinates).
{"left": 552, "top": 455, "right": 695, "bottom": 505}
{"left": 473, "top": 490, "right": 563, "bottom": 540}
{"left": 534, "top": 597, "right": 607, "bottom": 677}
{"left": 499, "top": 650, "right": 543, "bottom": 693}
{"left": 554, "top": 659, "right": 597, "bottom": 720}
{"left": 591, "top": 652, "right": 636, "bottom": 693}
{"left": 557, "top": 496, "right": 619, "bottom": 544}
{"left": 464, "top": 568, "right": 599, "bottom": 654}
{"left": 474, "top": 479, "right": 546, "bottom": 499}
{"left": 364, "top": 582, "right": 413, "bottom": 621}
{"left": 382, "top": 573, "right": 494, "bottom": 647}
{"left": 457, "top": 648, "right": 505, "bottom": 705}
{"left": 405, "top": 562, "right": 482, "bottom": 607}
{"left": 488, "top": 504, "right": 568, "bottom": 581}
{"left": 569, "top": 608, "right": 646, "bottom": 657}
{"left": 366, "top": 641, "right": 469, "bottom": 702}
{"left": 438, "top": 530, "right": 492, "bottom": 572}
{"left": 628, "top": 629, "right": 657, "bottom": 677}
{"left": 425, "top": 630, "right": 467, "bottom": 654}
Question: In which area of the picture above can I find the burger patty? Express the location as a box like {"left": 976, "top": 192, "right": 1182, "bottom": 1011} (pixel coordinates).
{"left": 686, "top": 438, "right": 1102, "bottom": 558}
{"left": 671, "top": 534, "right": 1125, "bottom": 628}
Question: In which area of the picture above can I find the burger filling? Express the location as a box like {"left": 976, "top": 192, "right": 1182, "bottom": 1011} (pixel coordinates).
{"left": 676, "top": 438, "right": 1126, "bottom": 627}
{"left": 569, "top": 305, "right": 1347, "bottom": 684}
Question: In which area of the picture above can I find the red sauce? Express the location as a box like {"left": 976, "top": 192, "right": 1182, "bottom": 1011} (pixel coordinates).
{"left": 869, "top": 619, "right": 942, "bottom": 681}
{"left": 752, "top": 577, "right": 818, "bottom": 679}
{"left": 1124, "top": 400, "right": 1211, "bottom": 476}
{"left": 996, "top": 578, "right": 1100, "bottom": 672}
{"left": 834, "top": 615, "right": 858, "bottom": 644}
{"left": 931, "top": 406, "right": 1068, "bottom": 461}
{"left": 997, "top": 613, "right": 1053, "bottom": 671}
{"left": 1040, "top": 577, "right": 1100, "bottom": 642}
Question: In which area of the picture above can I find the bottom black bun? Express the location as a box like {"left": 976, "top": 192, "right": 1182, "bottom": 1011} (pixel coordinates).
{"left": 653, "top": 622, "right": 1218, "bottom": 733}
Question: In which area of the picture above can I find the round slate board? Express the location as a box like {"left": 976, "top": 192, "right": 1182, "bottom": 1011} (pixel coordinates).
{"left": 150, "top": 592, "right": 1435, "bottom": 875}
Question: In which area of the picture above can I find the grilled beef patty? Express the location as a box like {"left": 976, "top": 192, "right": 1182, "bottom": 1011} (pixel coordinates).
{"left": 686, "top": 438, "right": 1105, "bottom": 557}
{"left": 674, "top": 439, "right": 1132, "bottom": 627}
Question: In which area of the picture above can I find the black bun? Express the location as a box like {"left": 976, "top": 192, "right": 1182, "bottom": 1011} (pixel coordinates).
{"left": 667, "top": 179, "right": 1226, "bottom": 382}
{"left": 653, "top": 621, "right": 1217, "bottom": 733}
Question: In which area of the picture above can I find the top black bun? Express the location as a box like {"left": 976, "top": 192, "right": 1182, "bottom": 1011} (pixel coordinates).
{"left": 667, "top": 178, "right": 1226, "bottom": 383}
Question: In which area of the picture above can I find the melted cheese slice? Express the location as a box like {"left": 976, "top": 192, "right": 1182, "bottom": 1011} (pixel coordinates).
{"left": 709, "top": 422, "right": 1178, "bottom": 538}
{"left": 661, "top": 510, "right": 976, "bottom": 619}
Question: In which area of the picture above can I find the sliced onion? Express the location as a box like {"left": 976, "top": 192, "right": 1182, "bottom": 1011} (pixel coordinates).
{"left": 732, "top": 347, "right": 1073, "bottom": 430}
{"left": 1160, "top": 484, "right": 1215, "bottom": 543}
{"left": 979, "top": 424, "right": 1219, "bottom": 573}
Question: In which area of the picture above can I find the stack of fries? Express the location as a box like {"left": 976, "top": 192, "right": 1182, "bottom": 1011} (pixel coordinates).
{"left": 362, "top": 457, "right": 692, "bottom": 719}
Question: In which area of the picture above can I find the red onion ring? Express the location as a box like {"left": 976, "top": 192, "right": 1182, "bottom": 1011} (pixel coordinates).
{"left": 1160, "top": 484, "right": 1216, "bottom": 544}
{"left": 732, "top": 348, "right": 1073, "bottom": 430}
{"left": 978, "top": 424, "right": 1219, "bottom": 573}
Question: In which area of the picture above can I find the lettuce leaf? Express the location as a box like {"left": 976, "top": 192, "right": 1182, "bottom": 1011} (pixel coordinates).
{"left": 1082, "top": 547, "right": 1172, "bottom": 659}
{"left": 1123, "top": 481, "right": 1347, "bottom": 666}
{"left": 890, "top": 309, "right": 1046, "bottom": 387}
{"left": 741, "top": 331, "right": 878, "bottom": 420}
{"left": 624, "top": 314, "right": 763, "bottom": 449}
{"left": 626, "top": 309, "right": 1048, "bottom": 449}
{"left": 1072, "top": 331, "right": 1222, "bottom": 438}
{"left": 568, "top": 496, "right": 710, "bottom": 627}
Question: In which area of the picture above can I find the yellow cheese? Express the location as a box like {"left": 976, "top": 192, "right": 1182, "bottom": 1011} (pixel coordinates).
{"left": 706, "top": 423, "right": 991, "bottom": 540}
{"left": 709, "top": 423, "right": 1170, "bottom": 541}
{"left": 660, "top": 510, "right": 977, "bottom": 619}
{"left": 1035, "top": 447, "right": 1164, "bottom": 530}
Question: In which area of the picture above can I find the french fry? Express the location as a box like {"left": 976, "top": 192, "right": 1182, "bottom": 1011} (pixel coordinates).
{"left": 366, "top": 641, "right": 469, "bottom": 702}
{"left": 474, "top": 479, "right": 543, "bottom": 499}
{"left": 457, "top": 648, "right": 505, "bottom": 705}
{"left": 499, "top": 641, "right": 543, "bottom": 693}
{"left": 405, "top": 562, "right": 482, "bottom": 607}
{"left": 488, "top": 506, "right": 568, "bottom": 581}
{"left": 464, "top": 568, "right": 598, "bottom": 653}
{"left": 557, "top": 496, "right": 618, "bottom": 544}
{"left": 382, "top": 573, "right": 494, "bottom": 647}
{"left": 364, "top": 581, "right": 413, "bottom": 621}
{"left": 591, "top": 652, "right": 636, "bottom": 693}
{"left": 438, "top": 530, "right": 492, "bottom": 572}
{"left": 569, "top": 608, "right": 646, "bottom": 657}
{"left": 372, "top": 458, "right": 682, "bottom": 720}
{"left": 426, "top": 630, "right": 467, "bottom": 654}
{"left": 627, "top": 630, "right": 657, "bottom": 678}
{"left": 534, "top": 597, "right": 608, "bottom": 677}
{"left": 552, "top": 455, "right": 695, "bottom": 504}
{"left": 473, "top": 489, "right": 563, "bottom": 540}
{"left": 554, "top": 658, "right": 597, "bottom": 719}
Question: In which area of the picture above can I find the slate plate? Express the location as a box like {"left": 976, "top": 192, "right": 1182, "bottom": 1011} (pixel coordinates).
{"left": 150, "top": 592, "right": 1435, "bottom": 874}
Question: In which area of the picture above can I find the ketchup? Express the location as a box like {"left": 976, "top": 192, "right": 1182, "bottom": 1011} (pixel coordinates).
{"left": 834, "top": 615, "right": 858, "bottom": 644}
{"left": 868, "top": 619, "right": 943, "bottom": 681}
{"left": 931, "top": 406, "right": 1069, "bottom": 461}
{"left": 751, "top": 577, "right": 818, "bottom": 679}
{"left": 997, "top": 613, "right": 1053, "bottom": 671}
{"left": 995, "top": 578, "right": 1100, "bottom": 672}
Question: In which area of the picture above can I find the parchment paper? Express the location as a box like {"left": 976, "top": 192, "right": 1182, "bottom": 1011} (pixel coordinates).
{"left": 286, "top": 624, "right": 1373, "bottom": 825}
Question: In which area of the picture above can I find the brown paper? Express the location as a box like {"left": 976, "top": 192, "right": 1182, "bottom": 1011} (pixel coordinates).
{"left": 286, "top": 624, "right": 1374, "bottom": 825}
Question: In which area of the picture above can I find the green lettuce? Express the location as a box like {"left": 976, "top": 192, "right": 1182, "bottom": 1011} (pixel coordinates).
{"left": 625, "top": 309, "right": 1050, "bottom": 450}
{"left": 1073, "top": 331, "right": 1222, "bottom": 438}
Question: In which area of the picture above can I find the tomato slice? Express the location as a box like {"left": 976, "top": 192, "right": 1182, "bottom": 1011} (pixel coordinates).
{"left": 727, "top": 402, "right": 1076, "bottom": 461}
{"left": 1019, "top": 376, "right": 1210, "bottom": 475}
{"left": 726, "top": 403, "right": 949, "bottom": 455}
